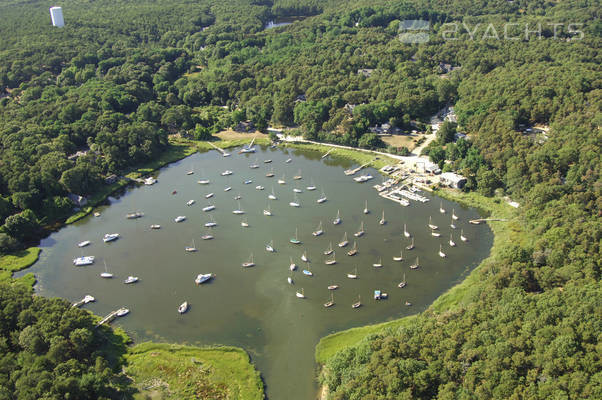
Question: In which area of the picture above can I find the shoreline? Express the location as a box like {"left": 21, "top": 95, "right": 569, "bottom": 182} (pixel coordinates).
{"left": 7, "top": 135, "right": 508, "bottom": 400}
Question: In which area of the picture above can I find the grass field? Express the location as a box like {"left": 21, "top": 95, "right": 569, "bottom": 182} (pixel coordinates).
{"left": 381, "top": 134, "right": 418, "bottom": 150}
{"left": 315, "top": 190, "right": 521, "bottom": 364}
{"left": 0, "top": 247, "right": 41, "bottom": 285}
{"left": 126, "top": 343, "right": 264, "bottom": 400}
{"left": 278, "top": 142, "right": 396, "bottom": 170}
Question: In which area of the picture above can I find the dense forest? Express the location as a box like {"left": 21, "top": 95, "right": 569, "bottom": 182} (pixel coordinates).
{"left": 0, "top": 0, "right": 600, "bottom": 398}
{"left": 0, "top": 283, "right": 130, "bottom": 399}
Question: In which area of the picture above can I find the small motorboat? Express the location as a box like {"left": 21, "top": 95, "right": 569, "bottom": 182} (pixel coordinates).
{"left": 221, "top": 170, "right": 233, "bottom": 176}
{"left": 224, "top": 186, "right": 232, "bottom": 192}
{"left": 73, "top": 256, "right": 95, "bottom": 266}
{"left": 244, "top": 179, "right": 253, "bottom": 184}
{"left": 78, "top": 240, "right": 91, "bottom": 248}
{"left": 178, "top": 302, "right": 189, "bottom": 314}
{"left": 202, "top": 204, "right": 215, "bottom": 212}
{"left": 174, "top": 216, "right": 186, "bottom": 223}
{"left": 201, "top": 233, "right": 214, "bottom": 240}
{"left": 94, "top": 212, "right": 101, "bottom": 217}
{"left": 150, "top": 224, "right": 161, "bottom": 229}
{"left": 103, "top": 233, "right": 120, "bottom": 242}
{"left": 302, "top": 267, "right": 313, "bottom": 276}
{"left": 264, "top": 159, "right": 272, "bottom": 163}
{"left": 195, "top": 273, "right": 214, "bottom": 284}
{"left": 197, "top": 179, "right": 210, "bottom": 185}
{"left": 124, "top": 276, "right": 139, "bottom": 284}
{"left": 256, "top": 185, "right": 265, "bottom": 190}
{"left": 205, "top": 193, "right": 214, "bottom": 199}
{"left": 126, "top": 211, "right": 144, "bottom": 219}
{"left": 285, "top": 158, "right": 292, "bottom": 163}
{"left": 234, "top": 194, "right": 242, "bottom": 200}
{"left": 327, "top": 285, "right": 339, "bottom": 290}
{"left": 116, "top": 308, "right": 130, "bottom": 317}
{"left": 241, "top": 218, "right": 249, "bottom": 227}
{"left": 186, "top": 199, "right": 196, "bottom": 206}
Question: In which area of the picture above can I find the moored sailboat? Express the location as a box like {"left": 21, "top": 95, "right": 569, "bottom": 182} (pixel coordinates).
{"left": 379, "top": 210, "right": 386, "bottom": 225}
{"left": 290, "top": 228, "right": 302, "bottom": 244}
{"left": 404, "top": 223, "right": 410, "bottom": 238}
{"left": 428, "top": 216, "right": 438, "bottom": 230}
{"left": 324, "top": 242, "right": 334, "bottom": 255}
{"left": 393, "top": 249, "right": 403, "bottom": 261}
{"left": 449, "top": 233, "right": 456, "bottom": 247}
{"left": 289, "top": 257, "right": 297, "bottom": 271}
{"left": 242, "top": 253, "right": 255, "bottom": 268}
{"left": 266, "top": 240, "right": 275, "bottom": 252}
{"left": 325, "top": 252, "right": 336, "bottom": 265}
{"left": 406, "top": 237, "right": 415, "bottom": 250}
{"left": 372, "top": 257, "right": 382, "bottom": 268}
{"left": 353, "top": 221, "right": 365, "bottom": 237}
{"left": 312, "top": 221, "right": 324, "bottom": 236}
{"left": 316, "top": 190, "right": 327, "bottom": 203}
{"left": 398, "top": 273, "right": 407, "bottom": 288}
{"left": 410, "top": 256, "right": 419, "bottom": 269}
{"left": 338, "top": 232, "right": 348, "bottom": 247}
{"left": 347, "top": 241, "right": 358, "bottom": 256}
{"left": 185, "top": 239, "right": 197, "bottom": 252}
{"left": 363, "top": 200, "right": 369, "bottom": 214}
{"left": 438, "top": 244, "right": 446, "bottom": 258}
{"left": 352, "top": 295, "right": 362, "bottom": 309}
{"left": 296, "top": 288, "right": 305, "bottom": 298}
{"left": 178, "top": 302, "right": 189, "bottom": 314}
{"left": 347, "top": 267, "right": 358, "bottom": 279}
{"left": 460, "top": 229, "right": 468, "bottom": 242}
{"left": 324, "top": 292, "right": 335, "bottom": 308}
{"left": 333, "top": 209, "right": 341, "bottom": 225}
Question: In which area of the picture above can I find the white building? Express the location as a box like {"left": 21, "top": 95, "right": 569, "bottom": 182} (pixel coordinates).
{"left": 440, "top": 172, "right": 467, "bottom": 189}
{"left": 50, "top": 6, "right": 64, "bottom": 27}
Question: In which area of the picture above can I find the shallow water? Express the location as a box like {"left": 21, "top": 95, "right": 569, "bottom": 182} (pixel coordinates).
{"left": 24, "top": 146, "right": 493, "bottom": 399}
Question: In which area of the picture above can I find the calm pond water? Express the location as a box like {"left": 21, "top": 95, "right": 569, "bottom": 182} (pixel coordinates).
{"left": 24, "top": 146, "right": 493, "bottom": 400}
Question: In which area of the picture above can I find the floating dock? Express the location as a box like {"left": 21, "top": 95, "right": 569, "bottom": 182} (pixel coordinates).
{"left": 71, "top": 295, "right": 95, "bottom": 308}
{"left": 344, "top": 162, "right": 371, "bottom": 176}
{"left": 208, "top": 142, "right": 227, "bottom": 155}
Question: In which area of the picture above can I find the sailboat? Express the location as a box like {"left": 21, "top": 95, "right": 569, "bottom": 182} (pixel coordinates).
{"left": 290, "top": 228, "right": 302, "bottom": 244}
{"left": 202, "top": 203, "right": 215, "bottom": 212}
{"left": 333, "top": 209, "right": 341, "bottom": 225}
{"left": 338, "top": 232, "right": 349, "bottom": 247}
{"left": 393, "top": 247, "right": 404, "bottom": 261}
{"left": 178, "top": 302, "right": 189, "bottom": 314}
{"left": 268, "top": 187, "right": 278, "bottom": 200}
{"left": 325, "top": 252, "right": 336, "bottom": 265}
{"left": 100, "top": 261, "right": 113, "bottom": 278}
{"left": 404, "top": 223, "right": 411, "bottom": 238}
{"left": 249, "top": 158, "right": 259, "bottom": 169}
{"left": 353, "top": 221, "right": 365, "bottom": 237}
{"left": 398, "top": 273, "right": 407, "bottom": 288}
{"left": 410, "top": 256, "right": 419, "bottom": 269}
{"left": 185, "top": 239, "right": 197, "bottom": 252}
{"left": 352, "top": 295, "right": 362, "bottom": 309}
{"left": 428, "top": 216, "right": 438, "bottom": 230}
{"left": 288, "top": 275, "right": 293, "bottom": 285}
{"left": 296, "top": 288, "right": 305, "bottom": 298}
{"left": 316, "top": 190, "right": 327, "bottom": 203}
{"left": 363, "top": 200, "right": 369, "bottom": 214}
{"left": 285, "top": 158, "right": 292, "bottom": 163}
{"left": 242, "top": 253, "right": 255, "bottom": 268}
{"left": 289, "top": 257, "right": 297, "bottom": 271}
{"left": 306, "top": 178, "right": 316, "bottom": 191}
{"left": 431, "top": 228, "right": 441, "bottom": 237}
{"left": 328, "top": 284, "right": 339, "bottom": 290}
{"left": 186, "top": 167, "right": 194, "bottom": 175}
{"left": 205, "top": 215, "right": 217, "bottom": 227}
{"left": 324, "top": 292, "right": 335, "bottom": 308}
{"left": 233, "top": 200, "right": 244, "bottom": 214}
{"left": 312, "top": 221, "right": 324, "bottom": 236}
{"left": 460, "top": 229, "right": 468, "bottom": 242}
{"left": 289, "top": 193, "right": 300, "bottom": 207}
{"left": 379, "top": 210, "right": 386, "bottom": 225}
{"left": 447, "top": 232, "right": 456, "bottom": 247}
{"left": 293, "top": 183, "right": 303, "bottom": 193}
{"left": 224, "top": 186, "right": 232, "bottom": 192}
{"left": 373, "top": 257, "right": 382, "bottom": 268}
{"left": 406, "top": 237, "right": 415, "bottom": 250}
{"left": 263, "top": 202, "right": 272, "bottom": 216}
{"left": 293, "top": 169, "right": 302, "bottom": 180}
{"left": 266, "top": 167, "right": 275, "bottom": 177}
{"left": 347, "top": 267, "right": 358, "bottom": 279}
{"left": 347, "top": 241, "right": 358, "bottom": 256}
{"left": 241, "top": 218, "right": 249, "bottom": 227}
{"left": 324, "top": 242, "right": 334, "bottom": 255}
{"left": 278, "top": 174, "right": 286, "bottom": 185}
{"left": 201, "top": 230, "right": 214, "bottom": 240}
{"left": 438, "top": 244, "right": 446, "bottom": 258}
{"left": 439, "top": 201, "right": 446, "bottom": 214}
{"left": 266, "top": 240, "right": 275, "bottom": 252}
{"left": 450, "top": 215, "right": 457, "bottom": 229}
{"left": 302, "top": 262, "right": 313, "bottom": 276}
{"left": 301, "top": 250, "right": 308, "bottom": 262}
{"left": 452, "top": 209, "right": 459, "bottom": 220}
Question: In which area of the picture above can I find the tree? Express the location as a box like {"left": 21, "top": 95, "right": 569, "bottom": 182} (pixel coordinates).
{"left": 3, "top": 209, "right": 39, "bottom": 242}
{"left": 437, "top": 121, "right": 457, "bottom": 144}
{"left": 358, "top": 133, "right": 384, "bottom": 149}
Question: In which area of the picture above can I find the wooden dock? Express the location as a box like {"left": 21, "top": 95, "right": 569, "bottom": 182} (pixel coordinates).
{"left": 208, "top": 142, "right": 227, "bottom": 155}
{"left": 469, "top": 218, "right": 508, "bottom": 224}
{"left": 344, "top": 162, "right": 371, "bottom": 176}
{"left": 71, "top": 295, "right": 94, "bottom": 308}
{"left": 321, "top": 149, "right": 333, "bottom": 159}
{"left": 95, "top": 309, "right": 126, "bottom": 327}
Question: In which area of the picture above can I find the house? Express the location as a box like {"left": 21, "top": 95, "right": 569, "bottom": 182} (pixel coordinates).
{"left": 104, "top": 174, "right": 118, "bottom": 184}
{"left": 357, "top": 68, "right": 374, "bottom": 77}
{"left": 440, "top": 172, "right": 467, "bottom": 189}
{"left": 295, "top": 94, "right": 306, "bottom": 103}
{"left": 234, "top": 121, "right": 255, "bottom": 133}
{"left": 67, "top": 194, "right": 88, "bottom": 207}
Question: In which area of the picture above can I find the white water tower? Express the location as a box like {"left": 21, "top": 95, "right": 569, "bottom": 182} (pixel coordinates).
{"left": 50, "top": 6, "right": 64, "bottom": 27}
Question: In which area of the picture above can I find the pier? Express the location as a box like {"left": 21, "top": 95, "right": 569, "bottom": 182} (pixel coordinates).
{"left": 321, "top": 149, "right": 333, "bottom": 159}
{"left": 344, "top": 161, "right": 372, "bottom": 176}
{"left": 208, "top": 142, "right": 228, "bottom": 155}
{"left": 71, "top": 295, "right": 95, "bottom": 308}
{"left": 95, "top": 308, "right": 128, "bottom": 327}
{"left": 469, "top": 218, "right": 508, "bottom": 224}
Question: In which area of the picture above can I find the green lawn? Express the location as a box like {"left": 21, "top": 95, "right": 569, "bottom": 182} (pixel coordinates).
{"left": 0, "top": 247, "right": 41, "bottom": 285}
{"left": 279, "top": 142, "right": 395, "bottom": 170}
{"left": 315, "top": 190, "right": 521, "bottom": 364}
{"left": 125, "top": 343, "right": 264, "bottom": 400}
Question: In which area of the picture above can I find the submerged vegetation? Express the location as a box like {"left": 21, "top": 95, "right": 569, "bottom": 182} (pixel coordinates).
{"left": 0, "top": 0, "right": 599, "bottom": 398}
